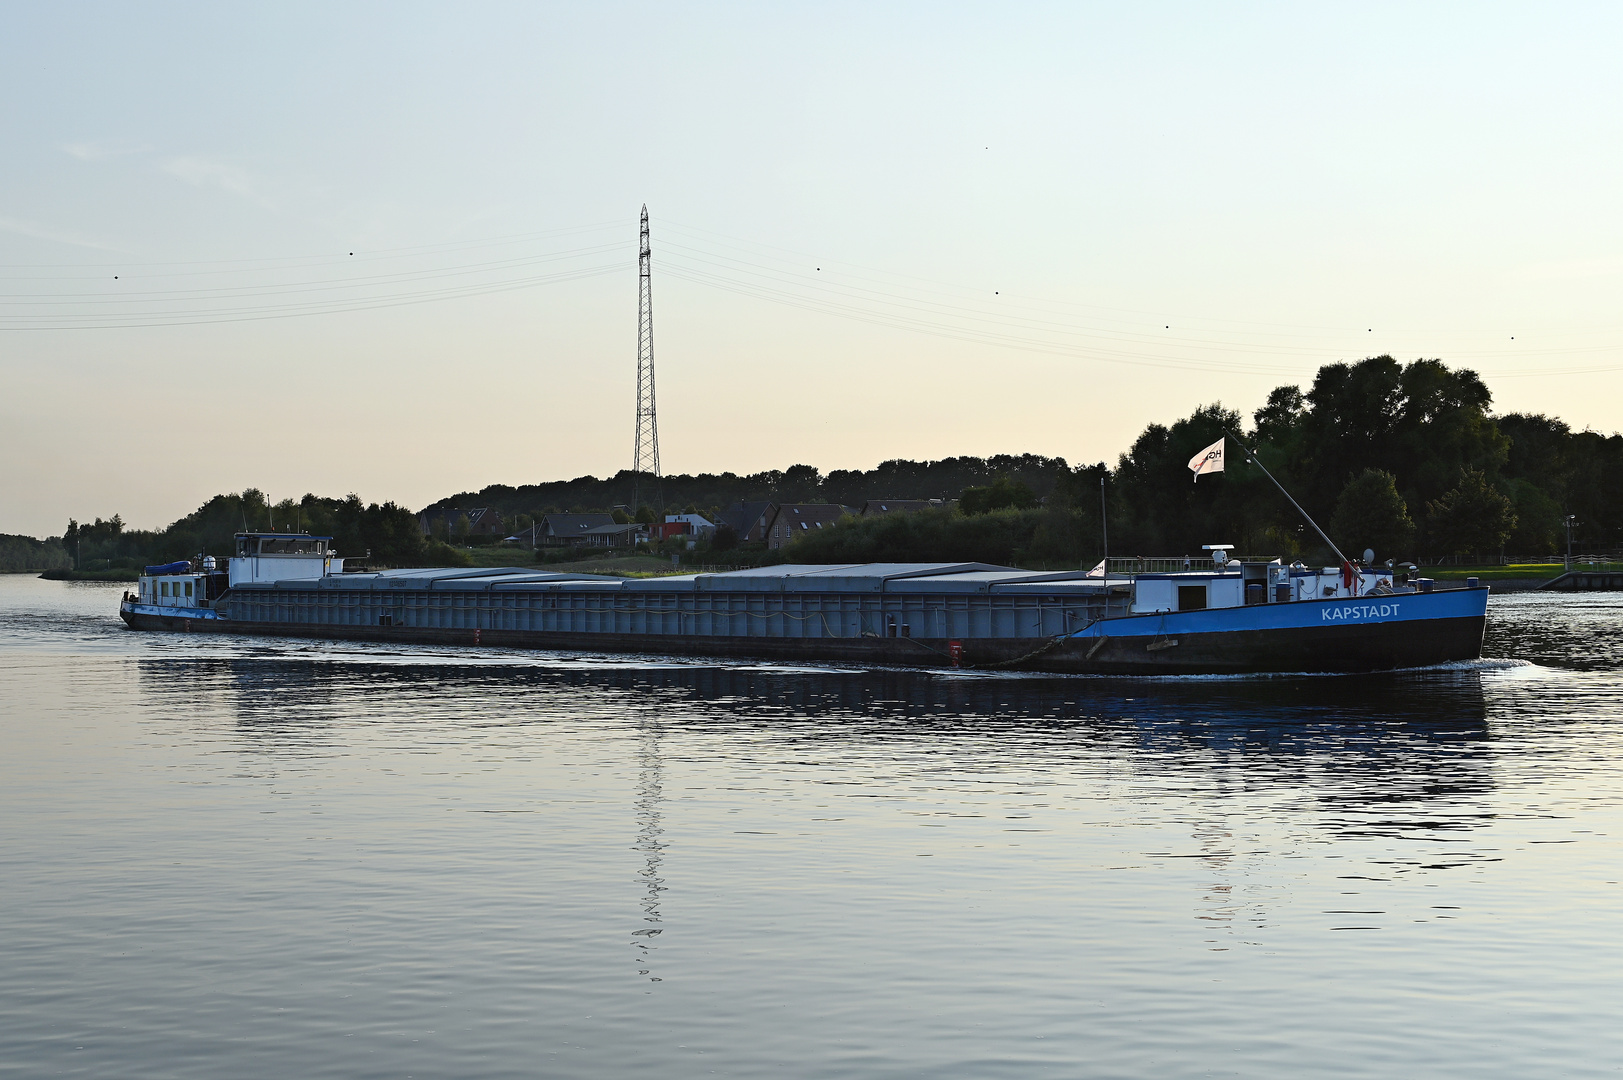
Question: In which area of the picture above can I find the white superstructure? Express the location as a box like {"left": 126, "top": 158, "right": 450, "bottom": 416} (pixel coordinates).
{"left": 228, "top": 533, "right": 342, "bottom": 585}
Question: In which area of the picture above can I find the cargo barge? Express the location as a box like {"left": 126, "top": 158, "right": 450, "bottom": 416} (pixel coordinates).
{"left": 118, "top": 533, "right": 1488, "bottom": 675}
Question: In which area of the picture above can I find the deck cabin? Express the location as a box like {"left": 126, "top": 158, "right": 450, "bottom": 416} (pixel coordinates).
{"left": 133, "top": 533, "right": 344, "bottom": 612}
{"left": 1125, "top": 547, "right": 1396, "bottom": 614}
{"left": 228, "top": 533, "right": 343, "bottom": 586}
{"left": 135, "top": 561, "right": 217, "bottom": 609}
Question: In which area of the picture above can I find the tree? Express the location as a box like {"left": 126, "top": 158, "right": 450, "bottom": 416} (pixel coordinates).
{"left": 1295, "top": 357, "right": 1405, "bottom": 509}
{"left": 0, "top": 534, "right": 71, "bottom": 573}
{"left": 1110, "top": 402, "right": 1265, "bottom": 554}
{"left": 1252, "top": 385, "right": 1306, "bottom": 446}
{"left": 960, "top": 477, "right": 1037, "bottom": 515}
{"left": 1504, "top": 479, "right": 1561, "bottom": 554}
{"left": 1425, "top": 469, "right": 1516, "bottom": 557}
{"left": 1391, "top": 360, "right": 1504, "bottom": 509}
{"left": 1280, "top": 357, "right": 1505, "bottom": 515}
{"left": 1329, "top": 469, "right": 1413, "bottom": 562}
{"left": 788, "top": 506, "right": 1045, "bottom": 565}
{"left": 779, "top": 464, "right": 822, "bottom": 502}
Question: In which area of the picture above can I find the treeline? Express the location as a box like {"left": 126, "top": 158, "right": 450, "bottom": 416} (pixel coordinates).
{"left": 424, "top": 454, "right": 1076, "bottom": 522}
{"left": 0, "top": 534, "right": 70, "bottom": 573}
{"left": 1108, "top": 356, "right": 1622, "bottom": 559}
{"left": 55, "top": 491, "right": 462, "bottom": 572}
{"left": 788, "top": 356, "right": 1623, "bottom": 566}
{"left": 33, "top": 356, "right": 1623, "bottom": 573}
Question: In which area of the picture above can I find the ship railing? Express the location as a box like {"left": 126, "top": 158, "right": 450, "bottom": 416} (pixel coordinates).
{"left": 1105, "top": 556, "right": 1279, "bottom": 575}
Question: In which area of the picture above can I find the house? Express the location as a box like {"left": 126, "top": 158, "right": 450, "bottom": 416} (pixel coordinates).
{"left": 859, "top": 499, "right": 949, "bottom": 516}
{"left": 581, "top": 522, "right": 651, "bottom": 549}
{"left": 465, "top": 509, "right": 505, "bottom": 536}
{"left": 418, "top": 506, "right": 505, "bottom": 537}
{"left": 764, "top": 504, "right": 851, "bottom": 550}
{"left": 717, "top": 501, "right": 777, "bottom": 544}
{"left": 536, "top": 513, "right": 616, "bottom": 547}
{"left": 661, "top": 513, "right": 716, "bottom": 541}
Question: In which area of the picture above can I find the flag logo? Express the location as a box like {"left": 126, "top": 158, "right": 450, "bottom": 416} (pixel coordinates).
{"left": 1188, "top": 438, "right": 1224, "bottom": 482}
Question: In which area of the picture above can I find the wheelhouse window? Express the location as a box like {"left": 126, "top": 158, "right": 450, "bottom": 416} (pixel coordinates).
{"left": 259, "top": 538, "right": 325, "bottom": 555}
{"left": 235, "top": 535, "right": 330, "bottom": 557}
{"left": 184, "top": 582, "right": 194, "bottom": 597}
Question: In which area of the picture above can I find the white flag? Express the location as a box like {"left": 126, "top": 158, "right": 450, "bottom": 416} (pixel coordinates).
{"left": 1188, "top": 438, "right": 1224, "bottom": 482}
{"left": 1084, "top": 559, "right": 1107, "bottom": 577}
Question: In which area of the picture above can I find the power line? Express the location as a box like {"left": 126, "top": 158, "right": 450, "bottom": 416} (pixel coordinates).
{"left": 0, "top": 264, "right": 623, "bottom": 329}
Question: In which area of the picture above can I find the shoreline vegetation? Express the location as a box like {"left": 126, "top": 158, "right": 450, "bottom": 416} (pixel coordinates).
{"left": 37, "top": 567, "right": 138, "bottom": 582}
{"left": 14, "top": 356, "right": 1623, "bottom": 577}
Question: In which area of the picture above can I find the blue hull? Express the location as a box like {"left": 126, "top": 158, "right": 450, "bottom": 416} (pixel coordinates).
{"left": 1057, "top": 588, "right": 1488, "bottom": 674}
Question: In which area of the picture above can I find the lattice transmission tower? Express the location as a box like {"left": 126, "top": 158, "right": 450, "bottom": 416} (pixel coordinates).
{"left": 632, "top": 205, "right": 660, "bottom": 511}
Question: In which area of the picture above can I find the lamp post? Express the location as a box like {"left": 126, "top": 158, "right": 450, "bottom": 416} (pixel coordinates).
{"left": 1564, "top": 514, "right": 1579, "bottom": 570}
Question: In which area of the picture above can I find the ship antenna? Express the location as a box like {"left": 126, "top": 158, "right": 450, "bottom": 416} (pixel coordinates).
{"left": 1225, "top": 429, "right": 1349, "bottom": 565}
{"left": 1099, "top": 470, "right": 1108, "bottom": 578}
{"left": 632, "top": 205, "right": 661, "bottom": 516}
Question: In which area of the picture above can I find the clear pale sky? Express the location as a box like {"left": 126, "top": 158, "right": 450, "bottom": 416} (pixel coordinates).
{"left": 4, "top": 3, "right": 1622, "bottom": 536}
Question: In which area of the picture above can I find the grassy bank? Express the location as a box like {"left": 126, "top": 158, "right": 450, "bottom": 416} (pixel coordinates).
{"left": 1426, "top": 563, "right": 1568, "bottom": 581}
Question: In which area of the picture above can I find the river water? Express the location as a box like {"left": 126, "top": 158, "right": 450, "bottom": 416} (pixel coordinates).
{"left": 1, "top": 574, "right": 1619, "bottom": 1079}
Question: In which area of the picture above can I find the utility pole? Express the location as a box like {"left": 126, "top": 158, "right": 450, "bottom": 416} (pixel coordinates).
{"left": 632, "top": 205, "right": 660, "bottom": 514}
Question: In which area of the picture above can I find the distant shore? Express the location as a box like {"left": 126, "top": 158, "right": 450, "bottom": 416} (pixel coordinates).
{"left": 38, "top": 568, "right": 138, "bottom": 582}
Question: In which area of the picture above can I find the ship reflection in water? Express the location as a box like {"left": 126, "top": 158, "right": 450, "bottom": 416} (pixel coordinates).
{"left": 200, "top": 657, "right": 1506, "bottom": 911}
{"left": 5, "top": 575, "right": 1620, "bottom": 1080}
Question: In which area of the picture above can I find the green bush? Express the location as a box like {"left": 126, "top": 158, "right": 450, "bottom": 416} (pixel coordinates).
{"left": 418, "top": 540, "right": 472, "bottom": 567}
{"left": 787, "top": 507, "right": 1048, "bottom": 565}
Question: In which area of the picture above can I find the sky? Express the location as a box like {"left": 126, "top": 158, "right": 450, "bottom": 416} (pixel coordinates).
{"left": 4, "top": 2, "right": 1623, "bottom": 536}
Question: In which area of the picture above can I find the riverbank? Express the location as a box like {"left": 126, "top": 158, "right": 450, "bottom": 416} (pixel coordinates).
{"left": 38, "top": 568, "right": 139, "bottom": 582}
{"left": 1449, "top": 577, "right": 1549, "bottom": 593}
{"left": 1427, "top": 564, "right": 1571, "bottom": 592}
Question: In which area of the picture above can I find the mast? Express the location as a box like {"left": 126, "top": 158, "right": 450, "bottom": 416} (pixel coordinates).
{"left": 1100, "top": 471, "right": 1109, "bottom": 577}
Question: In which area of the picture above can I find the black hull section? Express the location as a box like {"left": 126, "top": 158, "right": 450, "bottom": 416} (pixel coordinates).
{"left": 118, "top": 607, "right": 1486, "bottom": 675}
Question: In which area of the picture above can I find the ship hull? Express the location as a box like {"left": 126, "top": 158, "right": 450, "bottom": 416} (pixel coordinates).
{"left": 118, "top": 588, "right": 1488, "bottom": 676}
